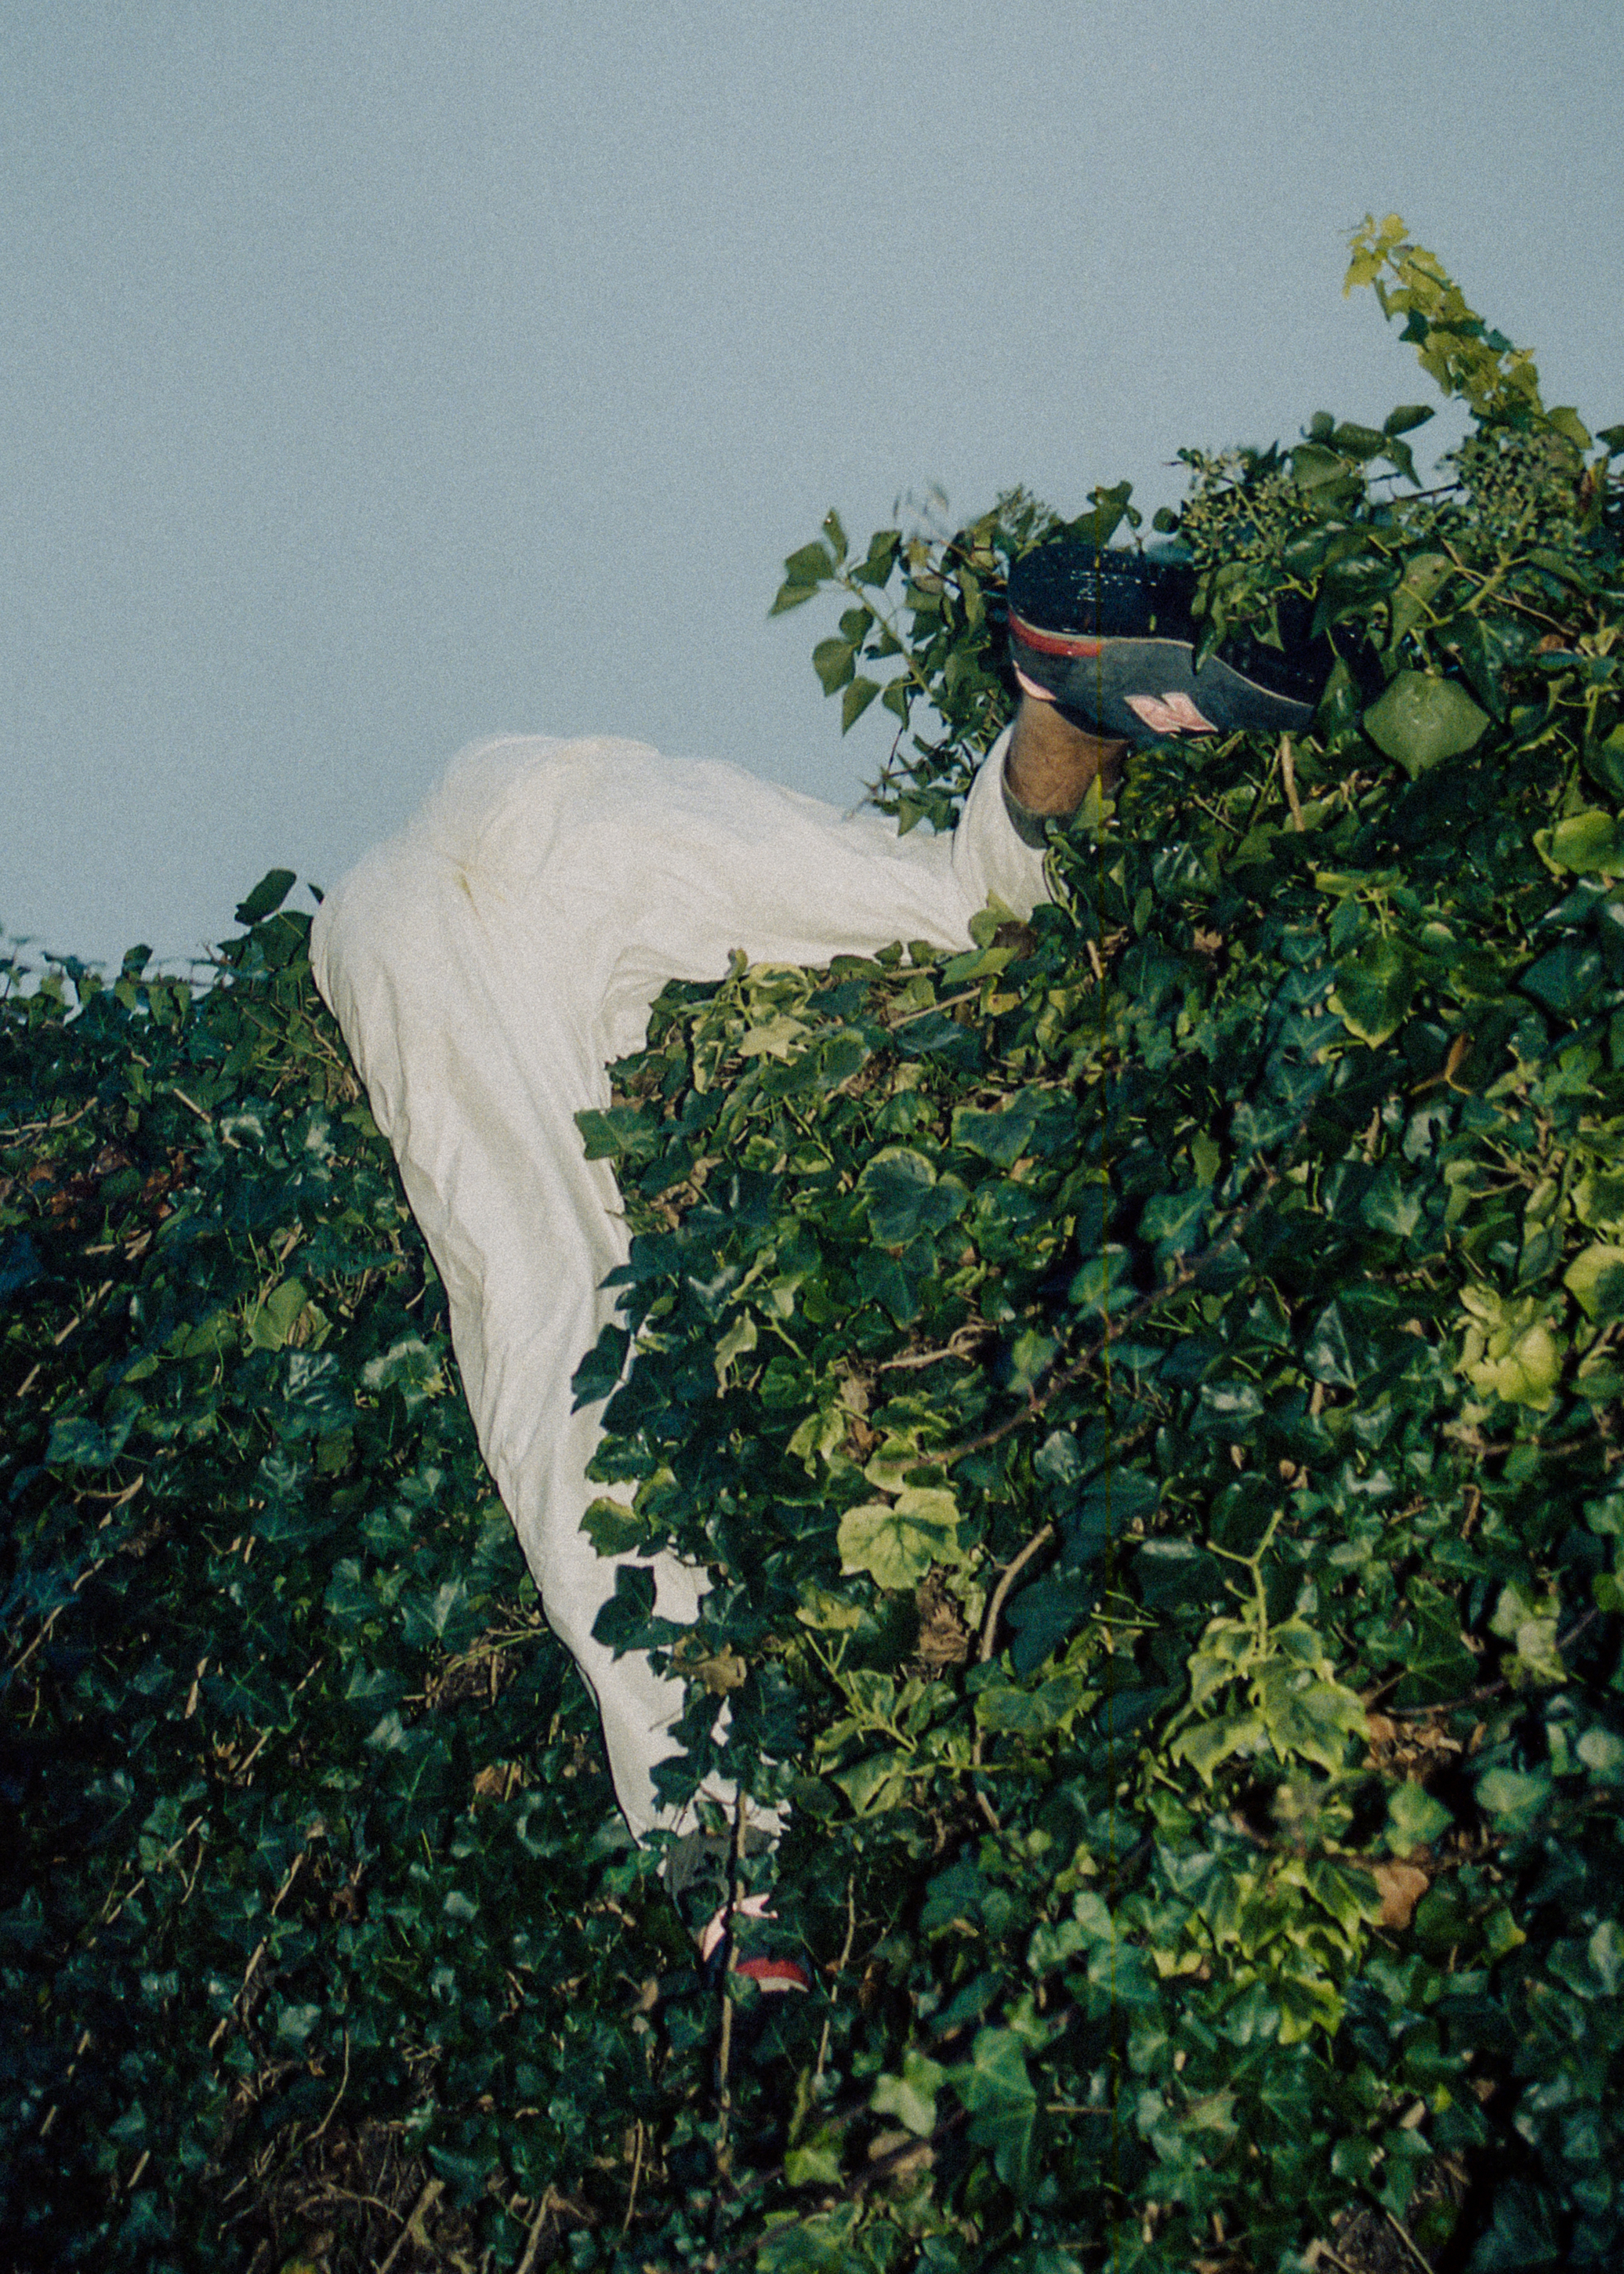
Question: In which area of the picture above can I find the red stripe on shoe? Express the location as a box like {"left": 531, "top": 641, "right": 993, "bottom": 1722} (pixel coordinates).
{"left": 735, "top": 1957, "right": 811, "bottom": 1993}
{"left": 1009, "top": 613, "right": 1104, "bottom": 659}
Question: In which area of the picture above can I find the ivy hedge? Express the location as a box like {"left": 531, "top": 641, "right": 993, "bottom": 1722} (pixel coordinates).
{"left": 4, "top": 220, "right": 1623, "bottom": 2272}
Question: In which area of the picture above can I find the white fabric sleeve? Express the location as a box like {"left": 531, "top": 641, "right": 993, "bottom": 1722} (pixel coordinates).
{"left": 310, "top": 727, "right": 1049, "bottom": 1837}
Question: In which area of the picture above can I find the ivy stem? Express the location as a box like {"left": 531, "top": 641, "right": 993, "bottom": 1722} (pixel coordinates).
{"left": 619, "top": 2119, "right": 645, "bottom": 2236}
{"left": 978, "top": 1525, "right": 1057, "bottom": 1664}
{"left": 967, "top": 1521, "right": 1058, "bottom": 1832}
{"left": 1279, "top": 736, "right": 1306, "bottom": 832}
{"left": 711, "top": 1790, "right": 751, "bottom": 2194}
{"left": 812, "top": 1876, "right": 858, "bottom": 2094}
{"left": 1207, "top": 1506, "right": 1286, "bottom": 1668}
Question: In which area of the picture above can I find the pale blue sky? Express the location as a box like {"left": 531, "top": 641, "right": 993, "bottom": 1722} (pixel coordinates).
{"left": 4, "top": 2, "right": 1621, "bottom": 971}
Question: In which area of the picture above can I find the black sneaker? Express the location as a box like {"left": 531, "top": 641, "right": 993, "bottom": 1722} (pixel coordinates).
{"left": 1006, "top": 540, "right": 1326, "bottom": 744}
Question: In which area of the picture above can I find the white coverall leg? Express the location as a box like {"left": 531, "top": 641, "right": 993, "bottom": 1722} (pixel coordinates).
{"left": 310, "top": 727, "right": 1049, "bottom": 1841}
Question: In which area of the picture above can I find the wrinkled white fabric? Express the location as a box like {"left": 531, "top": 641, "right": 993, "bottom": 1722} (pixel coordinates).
{"left": 310, "top": 726, "right": 1048, "bottom": 1839}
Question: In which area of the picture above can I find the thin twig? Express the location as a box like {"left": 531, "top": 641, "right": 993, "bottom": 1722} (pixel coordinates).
{"left": 207, "top": 1851, "right": 306, "bottom": 2050}
{"left": 291, "top": 2185, "right": 404, "bottom": 2225}
{"left": 1307, "top": 2243, "right": 1363, "bottom": 2274}
{"left": 704, "top": 2108, "right": 971, "bottom": 2270}
{"left": 9, "top": 1603, "right": 64, "bottom": 1677}
{"left": 96, "top": 1809, "right": 207, "bottom": 1932}
{"left": 302, "top": 2029, "right": 350, "bottom": 2150}
{"left": 712, "top": 1790, "right": 751, "bottom": 2196}
{"left": 979, "top": 1525, "right": 1057, "bottom": 1664}
{"left": 4, "top": 1099, "right": 98, "bottom": 1141}
{"left": 233, "top": 1725, "right": 276, "bottom": 1779}
{"left": 74, "top": 1471, "right": 146, "bottom": 1506}
{"left": 513, "top": 2189, "right": 560, "bottom": 2274}
{"left": 208, "top": 1939, "right": 266, "bottom": 2051}
{"left": 878, "top": 1321, "right": 991, "bottom": 1373}
{"left": 1279, "top": 734, "right": 1306, "bottom": 831}
{"left": 814, "top": 1876, "right": 857, "bottom": 2091}
{"left": 620, "top": 2120, "right": 645, "bottom": 2236}
{"left": 10, "top": 1536, "right": 133, "bottom": 1674}
{"left": 35, "top": 2026, "right": 92, "bottom": 2144}
{"left": 1384, "top": 1606, "right": 1604, "bottom": 1718}
{"left": 966, "top": 1523, "right": 1058, "bottom": 1834}
{"left": 375, "top": 2178, "right": 444, "bottom": 2274}
{"left": 53, "top": 1278, "right": 115, "bottom": 1346}
{"left": 266, "top": 1847, "right": 314, "bottom": 1917}
{"left": 227, "top": 1656, "right": 326, "bottom": 1780}
{"left": 883, "top": 986, "right": 981, "bottom": 1029}
{"left": 1383, "top": 2206, "right": 1436, "bottom": 2274}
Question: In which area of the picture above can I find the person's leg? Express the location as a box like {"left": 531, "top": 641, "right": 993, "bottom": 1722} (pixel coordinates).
{"left": 310, "top": 792, "right": 712, "bottom": 1843}
{"left": 311, "top": 728, "right": 1053, "bottom": 1848}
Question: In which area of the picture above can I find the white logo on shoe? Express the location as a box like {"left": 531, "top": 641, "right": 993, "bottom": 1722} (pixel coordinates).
{"left": 1126, "top": 691, "right": 1217, "bottom": 736}
{"left": 699, "top": 1891, "right": 774, "bottom": 1963}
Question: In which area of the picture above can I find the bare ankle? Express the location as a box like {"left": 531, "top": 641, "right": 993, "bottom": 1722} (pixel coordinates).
{"left": 1005, "top": 695, "right": 1126, "bottom": 816}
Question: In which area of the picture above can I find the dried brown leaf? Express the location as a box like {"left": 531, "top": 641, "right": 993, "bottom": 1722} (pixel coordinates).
{"left": 1372, "top": 1860, "right": 1430, "bottom": 1931}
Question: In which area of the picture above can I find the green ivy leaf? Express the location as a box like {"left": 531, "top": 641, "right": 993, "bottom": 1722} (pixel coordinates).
{"left": 1521, "top": 940, "right": 1604, "bottom": 1019}
{"left": 858, "top": 1148, "right": 970, "bottom": 1244}
{"left": 957, "top": 2028, "right": 1039, "bottom": 2196}
{"left": 1392, "top": 1581, "right": 1478, "bottom": 1708}
{"left": 870, "top": 2048, "right": 945, "bottom": 2136}
{"left": 234, "top": 869, "right": 298, "bottom": 925}
{"left": 812, "top": 637, "right": 857, "bottom": 695}
{"left": 580, "top": 1496, "right": 647, "bottom": 1556}
{"left": 1536, "top": 809, "right": 1624, "bottom": 878}
{"left": 1386, "top": 551, "right": 1452, "bottom": 651}
{"left": 1168, "top": 1710, "right": 1269, "bottom": 1783}
{"left": 837, "top": 1485, "right": 962, "bottom": 1589}
{"left": 246, "top": 1277, "right": 309, "bottom": 1351}
{"left": 1256, "top": 1664, "right": 1368, "bottom": 1775}
{"left": 1385, "top": 1780, "right": 1453, "bottom": 1851}
{"left": 1476, "top": 1765, "right": 1552, "bottom": 1830}
{"left": 841, "top": 676, "right": 882, "bottom": 732}
{"left": 833, "top": 1750, "right": 909, "bottom": 1817}
{"left": 975, "top": 1671, "right": 1089, "bottom": 1736}
{"left": 1301, "top": 1300, "right": 1358, "bottom": 1387}
{"left": 1331, "top": 937, "right": 1415, "bottom": 1046}
{"left": 1362, "top": 671, "right": 1489, "bottom": 776}
{"left": 45, "top": 1411, "right": 135, "bottom": 1471}
{"left": 1564, "top": 1242, "right": 1624, "bottom": 1322}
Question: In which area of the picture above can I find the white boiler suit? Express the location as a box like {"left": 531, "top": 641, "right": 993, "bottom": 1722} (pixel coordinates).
{"left": 310, "top": 727, "right": 1049, "bottom": 1841}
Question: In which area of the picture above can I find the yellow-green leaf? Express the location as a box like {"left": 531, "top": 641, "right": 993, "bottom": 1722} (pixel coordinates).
{"left": 837, "top": 1486, "right": 962, "bottom": 1589}
{"left": 247, "top": 1278, "right": 309, "bottom": 1351}
{"left": 1536, "top": 809, "right": 1624, "bottom": 879}
{"left": 1564, "top": 1243, "right": 1624, "bottom": 1322}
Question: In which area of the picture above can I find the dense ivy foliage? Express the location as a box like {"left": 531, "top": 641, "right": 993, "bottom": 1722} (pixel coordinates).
{"left": 0, "top": 901, "right": 682, "bottom": 2270}
{"left": 4, "top": 222, "right": 1622, "bottom": 2270}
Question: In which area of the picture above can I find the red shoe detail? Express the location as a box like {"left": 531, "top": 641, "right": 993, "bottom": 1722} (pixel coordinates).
{"left": 1010, "top": 613, "right": 1104, "bottom": 659}
{"left": 735, "top": 1957, "right": 811, "bottom": 1993}
{"left": 697, "top": 1895, "right": 809, "bottom": 1991}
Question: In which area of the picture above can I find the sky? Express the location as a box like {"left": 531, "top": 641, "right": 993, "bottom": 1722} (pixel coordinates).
{"left": 4, "top": 0, "right": 1622, "bottom": 975}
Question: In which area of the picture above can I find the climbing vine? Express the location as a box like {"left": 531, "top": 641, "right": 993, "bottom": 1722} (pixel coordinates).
{"left": 2, "top": 219, "right": 1622, "bottom": 2271}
